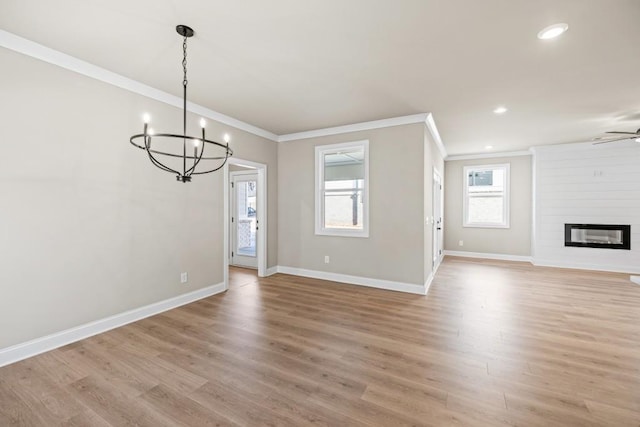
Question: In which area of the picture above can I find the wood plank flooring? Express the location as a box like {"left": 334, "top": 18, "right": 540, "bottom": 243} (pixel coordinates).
{"left": 1, "top": 259, "right": 640, "bottom": 426}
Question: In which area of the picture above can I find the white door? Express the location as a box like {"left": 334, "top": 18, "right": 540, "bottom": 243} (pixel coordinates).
{"left": 231, "top": 172, "right": 258, "bottom": 268}
{"left": 433, "top": 170, "right": 443, "bottom": 268}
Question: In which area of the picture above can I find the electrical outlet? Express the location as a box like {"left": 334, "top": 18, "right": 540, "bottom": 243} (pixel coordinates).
{"left": 324, "top": 255, "right": 330, "bottom": 264}
{"left": 180, "top": 272, "right": 188, "bottom": 283}
{"left": 459, "top": 240, "right": 464, "bottom": 246}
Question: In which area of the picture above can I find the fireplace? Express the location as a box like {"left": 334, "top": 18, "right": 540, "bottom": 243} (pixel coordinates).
{"left": 564, "top": 224, "right": 631, "bottom": 250}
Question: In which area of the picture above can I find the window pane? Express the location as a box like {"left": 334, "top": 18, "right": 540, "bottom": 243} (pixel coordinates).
{"left": 468, "top": 196, "right": 503, "bottom": 224}
{"left": 325, "top": 179, "right": 364, "bottom": 191}
{"left": 468, "top": 169, "right": 503, "bottom": 193}
{"left": 324, "top": 148, "right": 364, "bottom": 182}
{"left": 468, "top": 170, "right": 493, "bottom": 186}
{"left": 324, "top": 190, "right": 363, "bottom": 230}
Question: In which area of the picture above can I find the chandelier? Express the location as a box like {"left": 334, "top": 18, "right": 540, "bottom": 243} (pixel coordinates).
{"left": 130, "top": 25, "right": 233, "bottom": 183}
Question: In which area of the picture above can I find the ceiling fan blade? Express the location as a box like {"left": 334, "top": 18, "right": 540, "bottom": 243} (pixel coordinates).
{"left": 592, "top": 136, "right": 636, "bottom": 145}
{"left": 605, "top": 131, "right": 637, "bottom": 135}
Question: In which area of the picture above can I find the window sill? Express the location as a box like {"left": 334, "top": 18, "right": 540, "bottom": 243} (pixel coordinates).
{"left": 315, "top": 229, "right": 369, "bottom": 238}
{"left": 463, "top": 223, "right": 510, "bottom": 229}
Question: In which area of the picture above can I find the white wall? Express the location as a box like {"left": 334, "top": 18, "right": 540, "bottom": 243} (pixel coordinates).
{"left": 533, "top": 142, "right": 640, "bottom": 273}
{"left": 444, "top": 155, "right": 532, "bottom": 256}
{"left": 0, "top": 47, "right": 277, "bottom": 349}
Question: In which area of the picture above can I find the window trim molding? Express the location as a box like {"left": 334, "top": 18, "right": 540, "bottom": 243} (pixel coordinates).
{"left": 315, "top": 140, "right": 370, "bottom": 238}
{"left": 462, "top": 163, "right": 510, "bottom": 229}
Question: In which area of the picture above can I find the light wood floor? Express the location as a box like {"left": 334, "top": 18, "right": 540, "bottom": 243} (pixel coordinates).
{"left": 1, "top": 258, "right": 640, "bottom": 426}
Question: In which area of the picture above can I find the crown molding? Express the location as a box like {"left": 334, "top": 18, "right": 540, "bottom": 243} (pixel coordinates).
{"left": 0, "top": 29, "right": 279, "bottom": 142}
{"left": 445, "top": 150, "right": 532, "bottom": 161}
{"left": 278, "top": 113, "right": 430, "bottom": 142}
{"left": 0, "top": 29, "right": 452, "bottom": 151}
{"left": 425, "top": 113, "right": 448, "bottom": 160}
{"left": 530, "top": 140, "right": 607, "bottom": 153}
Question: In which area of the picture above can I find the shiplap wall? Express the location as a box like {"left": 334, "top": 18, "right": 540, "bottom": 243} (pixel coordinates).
{"left": 532, "top": 141, "right": 640, "bottom": 273}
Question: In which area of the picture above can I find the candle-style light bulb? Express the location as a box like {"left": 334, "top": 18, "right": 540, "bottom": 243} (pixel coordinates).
{"left": 199, "top": 118, "right": 206, "bottom": 128}
{"left": 193, "top": 139, "right": 200, "bottom": 147}
{"left": 224, "top": 133, "right": 230, "bottom": 143}
{"left": 143, "top": 113, "right": 151, "bottom": 124}
{"left": 148, "top": 128, "right": 155, "bottom": 136}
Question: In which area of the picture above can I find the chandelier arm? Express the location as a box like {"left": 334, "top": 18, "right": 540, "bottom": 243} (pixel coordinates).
{"left": 147, "top": 152, "right": 181, "bottom": 174}
{"left": 146, "top": 151, "right": 229, "bottom": 161}
{"left": 189, "top": 156, "right": 230, "bottom": 175}
{"left": 144, "top": 136, "right": 181, "bottom": 175}
{"left": 185, "top": 136, "right": 206, "bottom": 176}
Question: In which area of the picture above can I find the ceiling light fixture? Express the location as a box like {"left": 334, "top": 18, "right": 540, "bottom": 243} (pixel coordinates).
{"left": 493, "top": 106, "right": 508, "bottom": 114}
{"left": 130, "top": 25, "right": 233, "bottom": 183}
{"left": 485, "top": 145, "right": 493, "bottom": 150}
{"left": 537, "top": 23, "right": 569, "bottom": 40}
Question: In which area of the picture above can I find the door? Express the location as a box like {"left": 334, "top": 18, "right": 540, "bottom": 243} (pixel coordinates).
{"left": 231, "top": 172, "right": 258, "bottom": 268}
{"left": 433, "top": 170, "right": 443, "bottom": 268}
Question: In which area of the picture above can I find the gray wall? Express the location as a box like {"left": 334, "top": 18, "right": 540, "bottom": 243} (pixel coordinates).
{"left": 0, "top": 47, "right": 277, "bottom": 349}
{"left": 444, "top": 155, "right": 532, "bottom": 256}
{"left": 278, "top": 123, "right": 431, "bottom": 286}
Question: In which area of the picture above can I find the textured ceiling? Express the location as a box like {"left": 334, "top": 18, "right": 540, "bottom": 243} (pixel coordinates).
{"left": 1, "top": 0, "right": 639, "bottom": 155}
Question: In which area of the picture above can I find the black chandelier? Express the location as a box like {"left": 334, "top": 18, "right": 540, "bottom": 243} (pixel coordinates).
{"left": 130, "top": 25, "right": 233, "bottom": 183}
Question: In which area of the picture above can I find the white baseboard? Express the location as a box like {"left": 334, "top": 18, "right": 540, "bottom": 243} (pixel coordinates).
{"left": 265, "top": 266, "right": 278, "bottom": 277}
{"left": 276, "top": 266, "right": 426, "bottom": 295}
{"left": 443, "top": 250, "right": 640, "bottom": 275}
{"left": 533, "top": 259, "right": 640, "bottom": 275}
{"left": 424, "top": 271, "right": 434, "bottom": 294}
{"left": 424, "top": 258, "right": 443, "bottom": 294}
{"left": 444, "top": 250, "right": 532, "bottom": 263}
{"left": 0, "top": 282, "right": 225, "bottom": 368}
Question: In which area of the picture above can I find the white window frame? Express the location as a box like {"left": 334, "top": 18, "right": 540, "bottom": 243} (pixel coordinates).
{"left": 315, "top": 140, "right": 369, "bottom": 237}
{"left": 463, "top": 163, "right": 510, "bottom": 228}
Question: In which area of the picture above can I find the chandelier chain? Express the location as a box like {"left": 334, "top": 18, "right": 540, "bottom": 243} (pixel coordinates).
{"left": 182, "top": 36, "right": 188, "bottom": 87}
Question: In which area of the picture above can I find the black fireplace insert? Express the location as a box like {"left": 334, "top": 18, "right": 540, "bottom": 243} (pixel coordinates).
{"left": 564, "top": 224, "right": 631, "bottom": 250}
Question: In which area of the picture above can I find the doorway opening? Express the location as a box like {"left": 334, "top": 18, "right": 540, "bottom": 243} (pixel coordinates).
{"left": 223, "top": 158, "right": 267, "bottom": 290}
{"left": 230, "top": 170, "right": 258, "bottom": 268}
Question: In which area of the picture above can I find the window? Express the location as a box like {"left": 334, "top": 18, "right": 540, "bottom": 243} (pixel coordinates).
{"left": 315, "top": 140, "right": 369, "bottom": 237}
{"left": 463, "top": 163, "right": 509, "bottom": 228}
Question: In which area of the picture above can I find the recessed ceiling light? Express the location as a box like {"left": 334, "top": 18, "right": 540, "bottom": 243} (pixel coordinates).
{"left": 635, "top": 138, "right": 640, "bottom": 143}
{"left": 538, "top": 23, "right": 569, "bottom": 40}
{"left": 485, "top": 145, "right": 493, "bottom": 150}
{"left": 493, "top": 106, "right": 508, "bottom": 114}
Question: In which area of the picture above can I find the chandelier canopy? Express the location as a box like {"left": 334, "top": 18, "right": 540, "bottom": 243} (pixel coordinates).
{"left": 130, "top": 25, "right": 233, "bottom": 183}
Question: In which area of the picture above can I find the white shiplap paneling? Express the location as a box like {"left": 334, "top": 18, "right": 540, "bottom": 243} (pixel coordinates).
{"left": 532, "top": 141, "right": 640, "bottom": 274}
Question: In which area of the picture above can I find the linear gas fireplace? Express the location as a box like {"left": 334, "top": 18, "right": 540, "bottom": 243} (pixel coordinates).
{"left": 564, "top": 224, "right": 631, "bottom": 250}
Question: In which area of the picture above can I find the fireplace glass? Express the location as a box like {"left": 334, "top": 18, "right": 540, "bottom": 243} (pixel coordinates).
{"left": 570, "top": 229, "right": 622, "bottom": 245}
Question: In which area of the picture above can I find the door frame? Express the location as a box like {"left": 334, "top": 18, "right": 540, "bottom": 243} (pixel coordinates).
{"left": 229, "top": 170, "right": 259, "bottom": 269}
{"left": 223, "top": 158, "right": 267, "bottom": 290}
{"left": 432, "top": 168, "right": 444, "bottom": 269}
